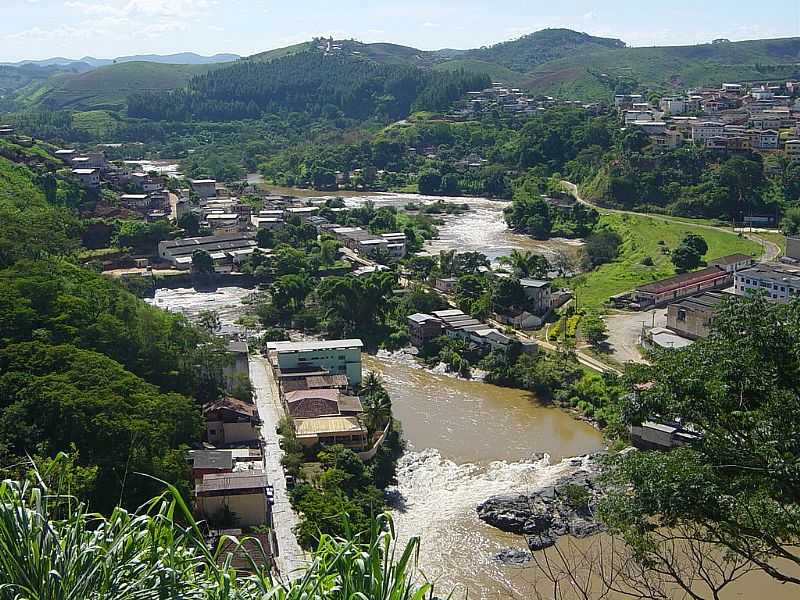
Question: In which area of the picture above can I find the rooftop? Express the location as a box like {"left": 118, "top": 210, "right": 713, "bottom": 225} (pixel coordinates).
{"left": 636, "top": 266, "right": 728, "bottom": 295}
{"left": 708, "top": 253, "right": 753, "bottom": 267}
{"left": 519, "top": 278, "right": 551, "bottom": 289}
{"left": 188, "top": 450, "right": 234, "bottom": 471}
{"left": 196, "top": 471, "right": 267, "bottom": 494}
{"left": 294, "top": 416, "right": 366, "bottom": 438}
{"left": 267, "top": 339, "right": 364, "bottom": 353}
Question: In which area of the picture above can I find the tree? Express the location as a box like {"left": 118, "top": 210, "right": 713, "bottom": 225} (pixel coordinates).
{"left": 491, "top": 278, "right": 527, "bottom": 313}
{"left": 782, "top": 206, "right": 800, "bottom": 236}
{"left": 683, "top": 233, "right": 708, "bottom": 257}
{"left": 256, "top": 228, "right": 274, "bottom": 249}
{"left": 580, "top": 312, "right": 607, "bottom": 346}
{"left": 671, "top": 239, "right": 704, "bottom": 273}
{"left": 417, "top": 170, "right": 442, "bottom": 195}
{"left": 499, "top": 250, "right": 550, "bottom": 279}
{"left": 604, "top": 295, "right": 800, "bottom": 592}
{"left": 583, "top": 229, "right": 622, "bottom": 268}
{"left": 191, "top": 250, "right": 214, "bottom": 274}
{"left": 177, "top": 212, "right": 200, "bottom": 236}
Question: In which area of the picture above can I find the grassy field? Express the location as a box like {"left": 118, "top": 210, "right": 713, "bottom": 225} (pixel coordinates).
{"left": 71, "top": 110, "right": 118, "bottom": 137}
{"left": 32, "top": 62, "right": 217, "bottom": 111}
{"left": 571, "top": 212, "right": 761, "bottom": 309}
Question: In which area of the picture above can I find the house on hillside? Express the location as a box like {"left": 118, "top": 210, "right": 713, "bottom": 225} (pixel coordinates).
{"left": 195, "top": 471, "right": 270, "bottom": 527}
{"left": 203, "top": 397, "right": 261, "bottom": 447}
{"left": 73, "top": 168, "right": 100, "bottom": 188}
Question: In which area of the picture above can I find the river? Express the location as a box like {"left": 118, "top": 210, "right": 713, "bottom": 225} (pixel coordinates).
{"left": 148, "top": 284, "right": 604, "bottom": 598}
{"left": 145, "top": 194, "right": 790, "bottom": 599}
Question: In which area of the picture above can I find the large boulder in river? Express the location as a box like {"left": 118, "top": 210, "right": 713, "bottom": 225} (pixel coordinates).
{"left": 476, "top": 495, "right": 551, "bottom": 534}
{"left": 526, "top": 534, "right": 556, "bottom": 552}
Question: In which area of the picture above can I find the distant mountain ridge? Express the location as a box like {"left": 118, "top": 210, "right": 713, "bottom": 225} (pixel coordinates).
{"left": 6, "top": 29, "right": 800, "bottom": 112}
{"left": 0, "top": 52, "right": 240, "bottom": 68}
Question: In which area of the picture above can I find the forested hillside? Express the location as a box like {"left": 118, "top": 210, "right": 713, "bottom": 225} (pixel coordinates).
{"left": 463, "top": 28, "right": 627, "bottom": 72}
{"left": 0, "top": 142, "right": 221, "bottom": 512}
{"left": 127, "top": 52, "right": 490, "bottom": 122}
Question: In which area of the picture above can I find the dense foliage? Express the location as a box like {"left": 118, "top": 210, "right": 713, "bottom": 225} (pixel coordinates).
{"left": 0, "top": 464, "right": 438, "bottom": 599}
{"left": 0, "top": 143, "right": 225, "bottom": 512}
{"left": 128, "top": 52, "right": 489, "bottom": 123}
{"left": 604, "top": 295, "right": 800, "bottom": 589}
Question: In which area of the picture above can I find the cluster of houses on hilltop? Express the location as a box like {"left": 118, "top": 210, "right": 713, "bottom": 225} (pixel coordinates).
{"left": 454, "top": 82, "right": 601, "bottom": 118}
{"left": 616, "top": 81, "right": 800, "bottom": 158}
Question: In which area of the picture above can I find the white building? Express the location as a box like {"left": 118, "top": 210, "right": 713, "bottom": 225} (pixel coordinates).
{"left": 690, "top": 121, "right": 725, "bottom": 145}
{"left": 72, "top": 168, "right": 100, "bottom": 188}
{"left": 659, "top": 96, "right": 687, "bottom": 115}
{"left": 734, "top": 263, "right": 800, "bottom": 302}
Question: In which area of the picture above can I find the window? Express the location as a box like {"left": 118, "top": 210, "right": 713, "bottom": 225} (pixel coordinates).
{"left": 677, "top": 308, "right": 687, "bottom": 322}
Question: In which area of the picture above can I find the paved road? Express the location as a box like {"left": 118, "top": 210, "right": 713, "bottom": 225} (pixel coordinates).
{"left": 604, "top": 308, "right": 666, "bottom": 365}
{"left": 562, "top": 181, "right": 781, "bottom": 263}
{"left": 249, "top": 354, "right": 306, "bottom": 579}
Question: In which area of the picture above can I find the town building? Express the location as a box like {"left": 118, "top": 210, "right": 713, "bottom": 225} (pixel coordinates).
{"left": 632, "top": 265, "right": 734, "bottom": 307}
{"left": 195, "top": 471, "right": 270, "bottom": 527}
{"left": 519, "top": 279, "right": 553, "bottom": 315}
{"left": 734, "top": 263, "right": 800, "bottom": 302}
{"left": 407, "top": 313, "right": 443, "bottom": 347}
{"left": 785, "top": 236, "right": 800, "bottom": 260}
{"left": 224, "top": 341, "right": 249, "bottom": 393}
{"left": 786, "top": 139, "right": 800, "bottom": 161}
{"left": 158, "top": 233, "right": 258, "bottom": 270}
{"left": 666, "top": 292, "right": 726, "bottom": 340}
{"left": 266, "top": 339, "right": 364, "bottom": 387}
{"left": 630, "top": 420, "right": 701, "bottom": 451}
{"left": 690, "top": 121, "right": 725, "bottom": 145}
{"left": 293, "top": 416, "right": 368, "bottom": 449}
{"left": 190, "top": 179, "right": 218, "bottom": 199}
{"left": 72, "top": 168, "right": 100, "bottom": 188}
{"left": 203, "top": 397, "right": 261, "bottom": 447}
{"left": 283, "top": 388, "right": 363, "bottom": 419}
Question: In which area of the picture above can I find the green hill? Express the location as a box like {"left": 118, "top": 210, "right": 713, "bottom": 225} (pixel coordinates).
{"left": 12, "top": 30, "right": 800, "bottom": 115}
{"left": 523, "top": 36, "right": 800, "bottom": 99}
{"left": 33, "top": 61, "right": 225, "bottom": 111}
{"left": 460, "top": 28, "right": 627, "bottom": 72}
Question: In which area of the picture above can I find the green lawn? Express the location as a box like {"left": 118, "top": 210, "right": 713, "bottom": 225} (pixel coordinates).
{"left": 571, "top": 212, "right": 761, "bottom": 310}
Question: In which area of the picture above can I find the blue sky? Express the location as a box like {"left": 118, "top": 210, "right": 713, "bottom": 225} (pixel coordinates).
{"left": 2, "top": 0, "right": 799, "bottom": 62}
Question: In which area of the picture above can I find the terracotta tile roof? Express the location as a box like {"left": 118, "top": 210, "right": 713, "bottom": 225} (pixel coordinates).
{"left": 636, "top": 266, "right": 727, "bottom": 295}
{"left": 203, "top": 397, "right": 257, "bottom": 418}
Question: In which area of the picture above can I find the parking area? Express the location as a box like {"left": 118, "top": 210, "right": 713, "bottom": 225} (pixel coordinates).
{"left": 603, "top": 308, "right": 666, "bottom": 364}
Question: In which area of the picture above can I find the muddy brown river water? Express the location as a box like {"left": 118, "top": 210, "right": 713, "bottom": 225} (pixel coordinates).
{"left": 147, "top": 194, "right": 796, "bottom": 599}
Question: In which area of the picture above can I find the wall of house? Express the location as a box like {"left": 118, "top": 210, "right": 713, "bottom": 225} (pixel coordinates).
{"left": 198, "top": 493, "right": 268, "bottom": 527}
{"left": 667, "top": 306, "right": 713, "bottom": 340}
{"left": 276, "top": 348, "right": 362, "bottom": 387}
{"left": 223, "top": 422, "right": 259, "bottom": 444}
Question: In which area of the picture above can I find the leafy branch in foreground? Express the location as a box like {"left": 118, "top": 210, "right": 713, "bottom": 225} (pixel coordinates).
{"left": 0, "top": 454, "right": 441, "bottom": 600}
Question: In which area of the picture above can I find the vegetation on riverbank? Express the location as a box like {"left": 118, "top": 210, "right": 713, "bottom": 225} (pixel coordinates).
{"left": 0, "top": 459, "right": 438, "bottom": 599}
{"left": 277, "top": 373, "right": 404, "bottom": 549}
{"left": 0, "top": 143, "right": 229, "bottom": 513}
{"left": 565, "top": 212, "right": 760, "bottom": 309}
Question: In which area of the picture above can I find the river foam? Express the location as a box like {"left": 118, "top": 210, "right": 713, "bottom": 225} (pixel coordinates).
{"left": 388, "top": 449, "right": 595, "bottom": 599}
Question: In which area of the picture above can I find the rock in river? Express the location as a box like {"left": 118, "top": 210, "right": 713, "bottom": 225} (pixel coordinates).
{"left": 476, "top": 455, "right": 607, "bottom": 551}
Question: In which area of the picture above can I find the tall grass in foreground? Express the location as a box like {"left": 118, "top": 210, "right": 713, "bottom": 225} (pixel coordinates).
{"left": 0, "top": 457, "right": 441, "bottom": 600}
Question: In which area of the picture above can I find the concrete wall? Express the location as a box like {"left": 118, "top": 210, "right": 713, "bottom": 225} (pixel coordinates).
{"left": 223, "top": 422, "right": 259, "bottom": 444}
{"left": 666, "top": 305, "right": 713, "bottom": 340}
{"left": 198, "top": 493, "right": 268, "bottom": 527}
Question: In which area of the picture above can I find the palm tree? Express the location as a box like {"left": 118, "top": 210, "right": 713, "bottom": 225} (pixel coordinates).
{"left": 499, "top": 249, "right": 550, "bottom": 279}
{"left": 438, "top": 249, "right": 456, "bottom": 277}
